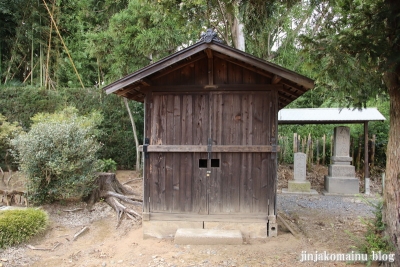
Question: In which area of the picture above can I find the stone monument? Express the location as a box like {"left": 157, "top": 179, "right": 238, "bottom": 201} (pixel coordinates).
{"left": 324, "top": 126, "right": 359, "bottom": 194}
{"left": 283, "top": 152, "right": 317, "bottom": 194}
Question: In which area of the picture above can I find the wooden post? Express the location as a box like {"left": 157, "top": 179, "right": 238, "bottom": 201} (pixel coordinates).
{"left": 293, "top": 133, "right": 298, "bottom": 153}
{"left": 330, "top": 135, "right": 333, "bottom": 164}
{"left": 364, "top": 122, "right": 370, "bottom": 194}
{"left": 322, "top": 134, "right": 326, "bottom": 165}
{"left": 316, "top": 139, "right": 320, "bottom": 165}
{"left": 356, "top": 134, "right": 362, "bottom": 172}
{"left": 371, "top": 134, "right": 376, "bottom": 168}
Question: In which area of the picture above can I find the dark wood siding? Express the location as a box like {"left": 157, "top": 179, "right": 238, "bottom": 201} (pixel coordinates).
{"left": 146, "top": 90, "right": 277, "bottom": 215}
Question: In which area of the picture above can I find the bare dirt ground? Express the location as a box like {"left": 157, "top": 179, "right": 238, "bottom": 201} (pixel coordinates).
{"left": 0, "top": 167, "right": 382, "bottom": 267}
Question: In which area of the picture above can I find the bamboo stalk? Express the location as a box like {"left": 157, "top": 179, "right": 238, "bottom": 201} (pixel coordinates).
{"left": 356, "top": 135, "right": 362, "bottom": 172}
{"left": 371, "top": 134, "right": 376, "bottom": 168}
{"left": 45, "top": 0, "right": 54, "bottom": 90}
{"left": 316, "top": 139, "right": 319, "bottom": 165}
{"left": 42, "top": 0, "right": 85, "bottom": 89}
{"left": 322, "top": 134, "right": 326, "bottom": 165}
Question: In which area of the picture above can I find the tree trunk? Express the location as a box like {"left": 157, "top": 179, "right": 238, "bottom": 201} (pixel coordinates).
{"left": 123, "top": 98, "right": 140, "bottom": 171}
{"left": 87, "top": 173, "right": 142, "bottom": 226}
{"left": 231, "top": 16, "right": 245, "bottom": 51}
{"left": 383, "top": 68, "right": 400, "bottom": 264}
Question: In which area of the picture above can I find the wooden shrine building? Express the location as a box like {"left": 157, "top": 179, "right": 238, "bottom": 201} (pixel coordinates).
{"left": 103, "top": 30, "right": 314, "bottom": 238}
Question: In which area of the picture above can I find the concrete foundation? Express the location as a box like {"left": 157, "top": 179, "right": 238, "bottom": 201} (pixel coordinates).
{"left": 324, "top": 176, "right": 359, "bottom": 194}
{"left": 143, "top": 220, "right": 203, "bottom": 239}
{"left": 143, "top": 219, "right": 275, "bottom": 239}
{"left": 204, "top": 222, "right": 268, "bottom": 239}
{"left": 174, "top": 228, "right": 243, "bottom": 245}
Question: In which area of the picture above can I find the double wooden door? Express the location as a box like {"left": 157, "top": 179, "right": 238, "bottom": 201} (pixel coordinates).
{"left": 146, "top": 90, "right": 277, "bottom": 216}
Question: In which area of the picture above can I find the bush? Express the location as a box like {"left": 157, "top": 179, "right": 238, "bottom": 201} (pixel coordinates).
{"left": 11, "top": 107, "right": 103, "bottom": 204}
{"left": 0, "top": 208, "right": 48, "bottom": 248}
{"left": 100, "top": 158, "right": 117, "bottom": 172}
{"left": 354, "top": 198, "right": 395, "bottom": 266}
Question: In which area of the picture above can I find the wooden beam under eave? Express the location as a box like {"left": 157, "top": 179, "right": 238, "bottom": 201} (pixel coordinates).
{"left": 207, "top": 49, "right": 214, "bottom": 86}
{"left": 150, "top": 53, "right": 206, "bottom": 80}
{"left": 281, "top": 85, "right": 302, "bottom": 98}
{"left": 205, "top": 48, "right": 213, "bottom": 59}
{"left": 272, "top": 75, "right": 282, "bottom": 84}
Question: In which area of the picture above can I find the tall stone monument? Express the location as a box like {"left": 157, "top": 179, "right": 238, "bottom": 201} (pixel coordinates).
{"left": 324, "top": 126, "right": 359, "bottom": 194}
{"left": 283, "top": 152, "right": 317, "bottom": 194}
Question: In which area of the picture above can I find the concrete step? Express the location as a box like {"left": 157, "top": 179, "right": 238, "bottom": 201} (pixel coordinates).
{"left": 174, "top": 228, "right": 243, "bottom": 245}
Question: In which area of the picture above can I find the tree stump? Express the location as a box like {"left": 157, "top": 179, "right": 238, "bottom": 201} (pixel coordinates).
{"left": 87, "top": 173, "right": 142, "bottom": 226}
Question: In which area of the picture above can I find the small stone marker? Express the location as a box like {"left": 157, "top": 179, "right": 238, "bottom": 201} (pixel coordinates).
{"left": 324, "top": 126, "right": 359, "bottom": 194}
{"left": 286, "top": 152, "right": 312, "bottom": 193}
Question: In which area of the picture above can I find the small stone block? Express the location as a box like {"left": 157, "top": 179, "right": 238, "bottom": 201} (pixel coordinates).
{"left": 174, "top": 228, "right": 243, "bottom": 245}
{"left": 268, "top": 222, "right": 278, "bottom": 237}
{"left": 288, "top": 180, "right": 311, "bottom": 192}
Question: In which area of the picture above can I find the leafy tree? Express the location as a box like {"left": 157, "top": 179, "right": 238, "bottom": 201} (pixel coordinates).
{"left": 0, "top": 114, "right": 22, "bottom": 170}
{"left": 11, "top": 107, "right": 103, "bottom": 204}
{"left": 301, "top": 0, "right": 400, "bottom": 259}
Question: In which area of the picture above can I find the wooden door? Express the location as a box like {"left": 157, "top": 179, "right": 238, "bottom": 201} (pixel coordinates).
{"left": 208, "top": 91, "right": 275, "bottom": 214}
{"left": 148, "top": 93, "right": 209, "bottom": 214}
{"left": 147, "top": 90, "right": 277, "bottom": 216}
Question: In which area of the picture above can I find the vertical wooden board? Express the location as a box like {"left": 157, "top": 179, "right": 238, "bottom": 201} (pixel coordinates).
{"left": 228, "top": 94, "right": 243, "bottom": 145}
{"left": 246, "top": 153, "right": 254, "bottom": 212}
{"left": 211, "top": 93, "right": 223, "bottom": 145}
{"left": 164, "top": 153, "right": 173, "bottom": 212}
{"left": 260, "top": 152, "right": 271, "bottom": 213}
{"left": 192, "top": 153, "right": 208, "bottom": 214}
{"left": 143, "top": 95, "right": 152, "bottom": 213}
{"left": 268, "top": 152, "right": 276, "bottom": 215}
{"left": 259, "top": 92, "right": 270, "bottom": 144}
{"left": 252, "top": 93, "right": 264, "bottom": 145}
{"left": 178, "top": 153, "right": 187, "bottom": 211}
{"left": 150, "top": 95, "right": 160, "bottom": 145}
{"left": 172, "top": 95, "right": 181, "bottom": 211}
{"left": 164, "top": 95, "right": 174, "bottom": 212}
{"left": 209, "top": 153, "right": 221, "bottom": 214}
{"left": 184, "top": 153, "right": 193, "bottom": 212}
{"left": 178, "top": 64, "right": 195, "bottom": 85}
{"left": 239, "top": 152, "right": 249, "bottom": 212}
{"left": 269, "top": 90, "right": 279, "bottom": 216}
{"left": 219, "top": 152, "right": 231, "bottom": 213}
{"left": 242, "top": 68, "right": 256, "bottom": 84}
{"left": 181, "top": 95, "right": 193, "bottom": 145}
{"left": 165, "top": 95, "right": 175, "bottom": 144}
{"left": 251, "top": 152, "right": 262, "bottom": 212}
{"left": 149, "top": 153, "right": 166, "bottom": 212}
{"left": 213, "top": 57, "right": 227, "bottom": 84}
{"left": 193, "top": 94, "right": 209, "bottom": 145}
{"left": 194, "top": 57, "right": 208, "bottom": 85}
{"left": 230, "top": 153, "right": 241, "bottom": 212}
{"left": 185, "top": 95, "right": 194, "bottom": 212}
{"left": 227, "top": 62, "right": 243, "bottom": 84}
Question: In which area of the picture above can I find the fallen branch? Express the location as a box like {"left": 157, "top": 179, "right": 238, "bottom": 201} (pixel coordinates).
{"left": 277, "top": 213, "right": 301, "bottom": 239}
{"left": 122, "top": 178, "right": 143, "bottom": 185}
{"left": 27, "top": 242, "right": 62, "bottom": 251}
{"left": 72, "top": 226, "right": 89, "bottom": 241}
{"left": 63, "top": 208, "right": 83, "bottom": 212}
{"left": 101, "top": 191, "right": 142, "bottom": 205}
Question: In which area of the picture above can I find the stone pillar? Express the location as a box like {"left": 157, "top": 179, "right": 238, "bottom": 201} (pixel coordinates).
{"left": 288, "top": 153, "right": 311, "bottom": 192}
{"left": 324, "top": 126, "right": 359, "bottom": 194}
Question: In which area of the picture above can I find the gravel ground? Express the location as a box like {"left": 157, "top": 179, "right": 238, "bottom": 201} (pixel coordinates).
{"left": 277, "top": 194, "right": 377, "bottom": 217}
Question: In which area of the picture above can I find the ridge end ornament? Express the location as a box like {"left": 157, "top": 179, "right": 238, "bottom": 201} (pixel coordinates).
{"left": 199, "top": 29, "right": 224, "bottom": 43}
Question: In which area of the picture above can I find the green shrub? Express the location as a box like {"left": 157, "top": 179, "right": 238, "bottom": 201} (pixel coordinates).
{"left": 100, "top": 158, "right": 117, "bottom": 172}
{"left": 0, "top": 208, "right": 48, "bottom": 248}
{"left": 355, "top": 198, "right": 395, "bottom": 266}
{"left": 11, "top": 107, "right": 103, "bottom": 204}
